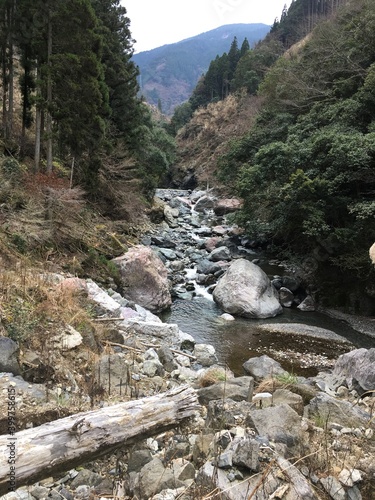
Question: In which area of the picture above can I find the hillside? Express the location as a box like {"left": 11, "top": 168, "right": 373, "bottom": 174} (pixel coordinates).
{"left": 132, "top": 23, "right": 270, "bottom": 115}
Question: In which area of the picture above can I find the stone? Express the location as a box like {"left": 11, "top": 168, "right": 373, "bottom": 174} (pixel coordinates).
{"left": 0, "top": 337, "right": 21, "bottom": 375}
{"left": 137, "top": 458, "right": 185, "bottom": 498}
{"left": 320, "top": 476, "right": 346, "bottom": 500}
{"left": 338, "top": 468, "right": 362, "bottom": 487}
{"left": 243, "top": 355, "right": 287, "bottom": 381}
{"left": 52, "top": 325, "right": 83, "bottom": 350}
{"left": 86, "top": 280, "right": 121, "bottom": 314}
{"left": 112, "top": 246, "right": 172, "bottom": 313}
{"left": 212, "top": 259, "right": 282, "bottom": 319}
{"left": 272, "top": 388, "right": 304, "bottom": 415}
{"left": 157, "top": 345, "right": 178, "bottom": 372}
{"left": 279, "top": 287, "right": 294, "bottom": 307}
{"left": 193, "top": 344, "right": 218, "bottom": 367}
{"left": 213, "top": 198, "right": 242, "bottom": 216}
{"left": 307, "top": 392, "right": 371, "bottom": 428}
{"left": 205, "top": 400, "right": 255, "bottom": 430}
{"left": 127, "top": 449, "right": 153, "bottom": 472}
{"left": 249, "top": 404, "right": 303, "bottom": 458}
{"left": 220, "top": 313, "right": 235, "bottom": 321}
{"left": 252, "top": 392, "right": 273, "bottom": 408}
{"left": 171, "top": 458, "right": 196, "bottom": 482}
{"left": 297, "top": 295, "right": 315, "bottom": 312}
{"left": 332, "top": 348, "right": 375, "bottom": 394}
{"left": 125, "top": 320, "right": 179, "bottom": 339}
{"left": 194, "top": 195, "right": 216, "bottom": 213}
{"left": 369, "top": 242, "right": 375, "bottom": 264}
{"left": 230, "top": 436, "right": 260, "bottom": 471}
{"left": 70, "top": 469, "right": 103, "bottom": 488}
{"left": 209, "top": 246, "right": 231, "bottom": 262}
{"left": 198, "top": 376, "right": 254, "bottom": 405}
{"left": 143, "top": 359, "right": 164, "bottom": 377}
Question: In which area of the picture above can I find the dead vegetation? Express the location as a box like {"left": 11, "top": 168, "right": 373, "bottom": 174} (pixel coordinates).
{"left": 173, "top": 92, "right": 263, "bottom": 192}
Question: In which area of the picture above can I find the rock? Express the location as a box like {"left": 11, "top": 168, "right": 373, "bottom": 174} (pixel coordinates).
{"left": 213, "top": 198, "right": 242, "bottom": 216}
{"left": 220, "top": 313, "right": 235, "bottom": 321}
{"left": 157, "top": 345, "right": 178, "bottom": 372}
{"left": 125, "top": 320, "right": 179, "bottom": 339}
{"left": 197, "top": 376, "right": 254, "bottom": 405}
{"left": 212, "top": 259, "right": 282, "bottom": 319}
{"left": 338, "top": 468, "right": 362, "bottom": 487}
{"left": 137, "top": 458, "right": 184, "bottom": 498}
{"left": 171, "top": 458, "right": 196, "bottom": 483}
{"left": 205, "top": 400, "right": 255, "bottom": 430}
{"left": 297, "top": 295, "right": 315, "bottom": 312}
{"left": 194, "top": 195, "right": 215, "bottom": 213}
{"left": 243, "top": 355, "right": 287, "bottom": 381}
{"left": 272, "top": 388, "right": 304, "bottom": 415}
{"left": 112, "top": 246, "right": 172, "bottom": 313}
{"left": 70, "top": 469, "right": 103, "bottom": 488}
{"left": 0, "top": 337, "right": 21, "bottom": 375}
{"left": 209, "top": 246, "right": 231, "bottom": 261}
{"left": 128, "top": 449, "right": 153, "bottom": 472}
{"left": 164, "top": 205, "right": 179, "bottom": 227}
{"left": 332, "top": 348, "right": 375, "bottom": 394}
{"left": 230, "top": 436, "right": 260, "bottom": 471}
{"left": 279, "top": 287, "right": 294, "bottom": 307}
{"left": 307, "top": 392, "right": 372, "bottom": 427}
{"left": 51, "top": 325, "right": 83, "bottom": 350}
{"left": 320, "top": 476, "right": 346, "bottom": 500}
{"left": 86, "top": 280, "right": 121, "bottom": 314}
{"left": 252, "top": 392, "right": 273, "bottom": 408}
{"left": 143, "top": 359, "right": 164, "bottom": 377}
{"left": 249, "top": 404, "right": 303, "bottom": 458}
{"left": 369, "top": 242, "right": 375, "bottom": 264}
{"left": 193, "top": 344, "right": 218, "bottom": 367}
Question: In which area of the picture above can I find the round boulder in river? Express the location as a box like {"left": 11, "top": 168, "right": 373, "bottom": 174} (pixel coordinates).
{"left": 212, "top": 258, "right": 283, "bottom": 319}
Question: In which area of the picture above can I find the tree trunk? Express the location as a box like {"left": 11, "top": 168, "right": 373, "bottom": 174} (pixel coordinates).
{"left": 0, "top": 385, "right": 200, "bottom": 495}
{"left": 34, "top": 63, "right": 42, "bottom": 172}
{"left": 46, "top": 4, "right": 53, "bottom": 174}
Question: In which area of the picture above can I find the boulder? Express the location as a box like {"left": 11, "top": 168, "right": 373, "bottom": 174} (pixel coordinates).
{"left": 213, "top": 198, "right": 242, "bottom": 216}
{"left": 212, "top": 259, "right": 282, "bottom": 319}
{"left": 197, "top": 376, "right": 254, "bottom": 405}
{"left": 369, "top": 242, "right": 375, "bottom": 264}
{"left": 0, "top": 337, "right": 21, "bottom": 375}
{"left": 112, "top": 246, "right": 172, "bottom": 313}
{"left": 243, "top": 355, "right": 287, "bottom": 381}
{"left": 332, "top": 348, "right": 375, "bottom": 394}
{"left": 249, "top": 404, "right": 303, "bottom": 458}
{"left": 194, "top": 195, "right": 215, "bottom": 213}
{"left": 307, "top": 392, "right": 372, "bottom": 427}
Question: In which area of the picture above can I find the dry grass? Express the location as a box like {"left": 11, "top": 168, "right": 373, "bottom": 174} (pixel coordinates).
{"left": 174, "top": 92, "right": 264, "bottom": 192}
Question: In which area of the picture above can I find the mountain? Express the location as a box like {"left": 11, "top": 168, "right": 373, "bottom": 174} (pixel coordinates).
{"left": 132, "top": 23, "right": 270, "bottom": 115}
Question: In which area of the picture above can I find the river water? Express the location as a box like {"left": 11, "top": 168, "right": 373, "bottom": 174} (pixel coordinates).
{"left": 154, "top": 189, "right": 375, "bottom": 377}
{"left": 161, "top": 295, "right": 375, "bottom": 377}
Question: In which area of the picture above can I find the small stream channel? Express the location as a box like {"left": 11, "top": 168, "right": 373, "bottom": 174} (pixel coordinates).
{"left": 153, "top": 189, "right": 375, "bottom": 377}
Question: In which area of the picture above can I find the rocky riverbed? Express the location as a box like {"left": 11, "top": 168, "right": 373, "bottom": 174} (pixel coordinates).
{"left": 0, "top": 189, "right": 374, "bottom": 500}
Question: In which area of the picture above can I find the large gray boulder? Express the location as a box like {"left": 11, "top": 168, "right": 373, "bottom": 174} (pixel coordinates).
{"left": 112, "top": 245, "right": 172, "bottom": 313}
{"left": 212, "top": 259, "right": 282, "bottom": 319}
{"left": 332, "top": 348, "right": 375, "bottom": 394}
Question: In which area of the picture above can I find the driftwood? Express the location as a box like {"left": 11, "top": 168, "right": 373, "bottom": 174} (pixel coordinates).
{"left": 0, "top": 385, "right": 200, "bottom": 495}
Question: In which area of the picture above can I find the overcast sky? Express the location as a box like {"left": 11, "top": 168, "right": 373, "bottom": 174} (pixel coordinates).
{"left": 122, "top": 0, "right": 293, "bottom": 53}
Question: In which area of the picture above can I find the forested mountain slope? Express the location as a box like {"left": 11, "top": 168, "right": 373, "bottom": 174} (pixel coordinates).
{"left": 132, "top": 24, "right": 270, "bottom": 115}
{"left": 173, "top": 0, "right": 375, "bottom": 313}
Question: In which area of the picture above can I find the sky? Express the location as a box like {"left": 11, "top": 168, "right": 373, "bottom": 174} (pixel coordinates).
{"left": 122, "top": 0, "right": 293, "bottom": 53}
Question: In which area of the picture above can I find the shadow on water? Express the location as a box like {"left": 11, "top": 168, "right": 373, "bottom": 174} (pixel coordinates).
{"left": 161, "top": 296, "right": 375, "bottom": 378}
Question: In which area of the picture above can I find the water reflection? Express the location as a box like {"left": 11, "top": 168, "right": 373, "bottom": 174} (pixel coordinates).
{"left": 161, "top": 296, "right": 375, "bottom": 377}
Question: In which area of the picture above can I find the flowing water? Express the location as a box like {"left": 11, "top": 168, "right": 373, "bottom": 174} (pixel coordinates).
{"left": 155, "top": 189, "right": 375, "bottom": 377}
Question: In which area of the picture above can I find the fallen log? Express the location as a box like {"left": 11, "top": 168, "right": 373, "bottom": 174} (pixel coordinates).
{"left": 0, "top": 385, "right": 200, "bottom": 495}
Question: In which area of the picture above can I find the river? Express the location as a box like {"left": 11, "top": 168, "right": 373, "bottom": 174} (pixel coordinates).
{"left": 153, "top": 189, "right": 375, "bottom": 377}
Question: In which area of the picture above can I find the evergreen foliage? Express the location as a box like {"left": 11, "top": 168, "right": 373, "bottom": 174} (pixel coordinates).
{"left": 218, "top": 0, "right": 375, "bottom": 308}
{"left": 0, "top": 0, "right": 174, "bottom": 197}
